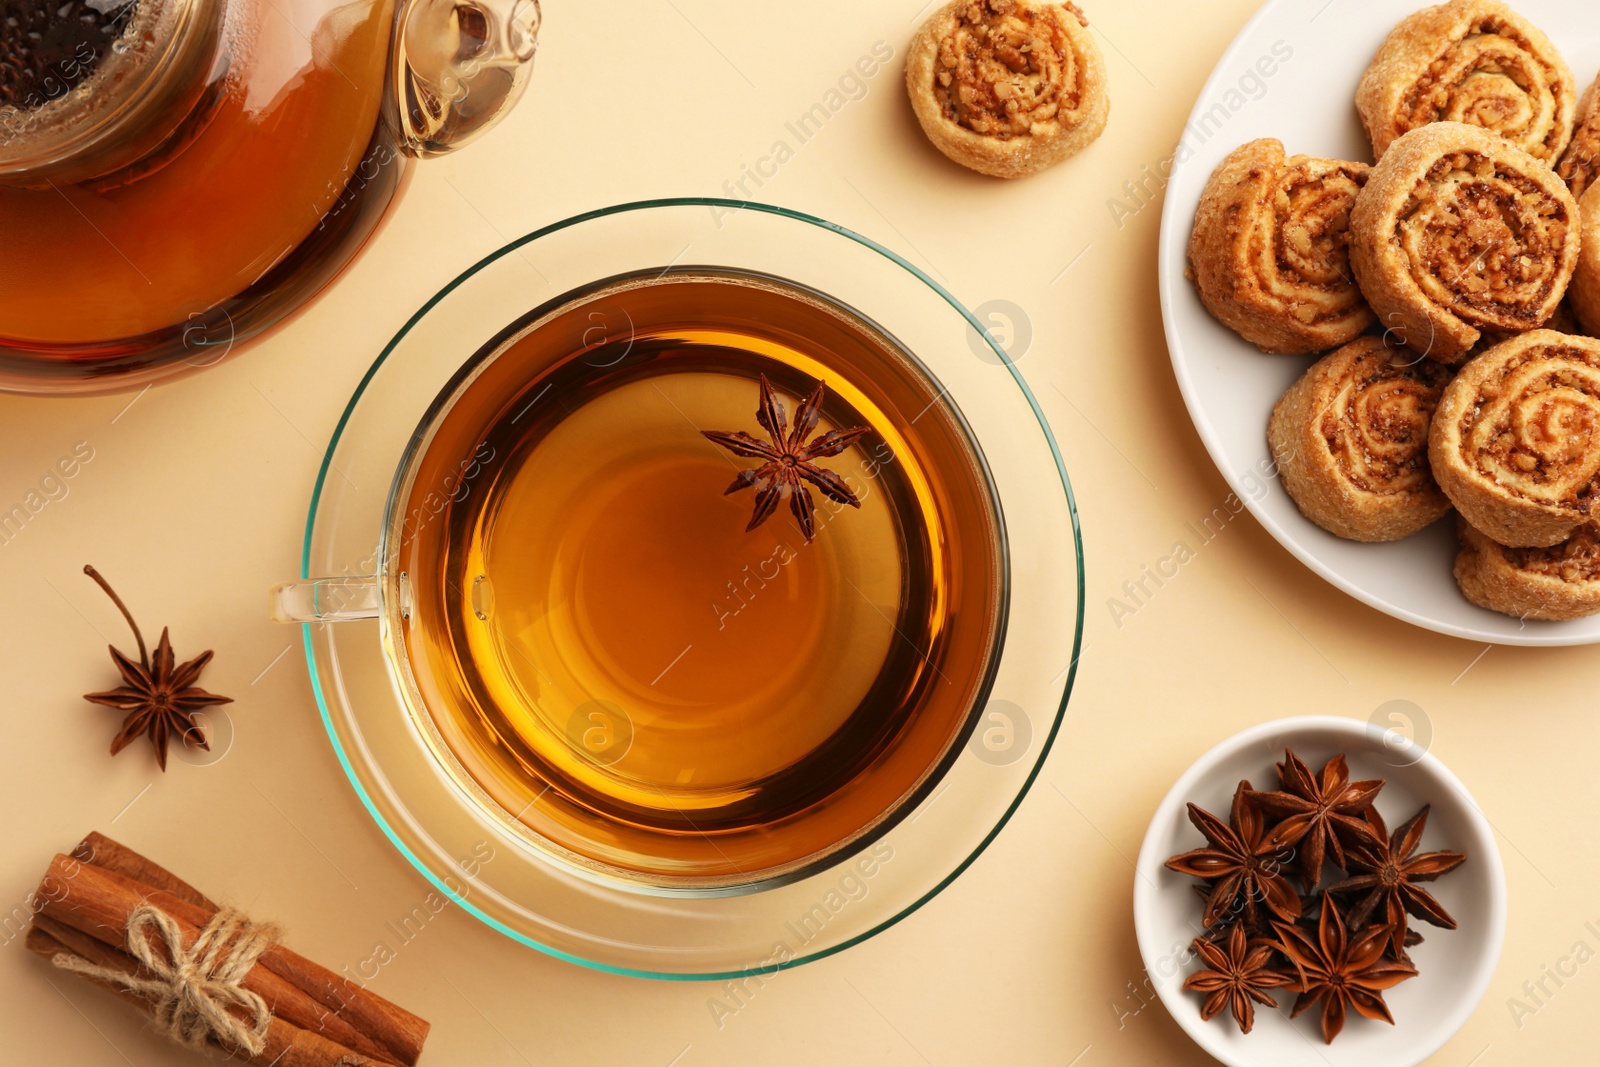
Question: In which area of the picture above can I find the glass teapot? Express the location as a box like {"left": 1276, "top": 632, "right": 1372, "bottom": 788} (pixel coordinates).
{"left": 0, "top": 0, "right": 539, "bottom": 395}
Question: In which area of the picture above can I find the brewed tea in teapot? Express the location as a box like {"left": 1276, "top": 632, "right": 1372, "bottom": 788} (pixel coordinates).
{"left": 0, "top": 0, "right": 539, "bottom": 394}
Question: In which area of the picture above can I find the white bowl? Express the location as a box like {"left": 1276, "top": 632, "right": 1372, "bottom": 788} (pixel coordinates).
{"left": 1133, "top": 717, "right": 1505, "bottom": 1067}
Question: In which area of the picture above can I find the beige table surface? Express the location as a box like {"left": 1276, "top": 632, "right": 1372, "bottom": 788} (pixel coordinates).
{"left": 2, "top": 1, "right": 1595, "bottom": 1063}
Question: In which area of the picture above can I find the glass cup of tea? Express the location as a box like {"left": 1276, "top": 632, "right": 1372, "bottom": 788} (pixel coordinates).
{"left": 279, "top": 200, "right": 1083, "bottom": 977}
{"left": 276, "top": 267, "right": 1008, "bottom": 895}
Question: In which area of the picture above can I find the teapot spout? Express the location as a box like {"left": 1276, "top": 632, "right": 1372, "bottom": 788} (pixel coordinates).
{"left": 392, "top": 0, "right": 539, "bottom": 157}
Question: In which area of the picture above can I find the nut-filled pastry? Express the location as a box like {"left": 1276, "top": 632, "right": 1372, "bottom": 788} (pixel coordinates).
{"left": 905, "top": 0, "right": 1109, "bottom": 179}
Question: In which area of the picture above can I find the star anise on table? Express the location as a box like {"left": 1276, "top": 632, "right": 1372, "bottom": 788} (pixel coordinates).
{"left": 1247, "top": 749, "right": 1384, "bottom": 888}
{"left": 1272, "top": 895, "right": 1417, "bottom": 1044}
{"left": 1165, "top": 780, "right": 1302, "bottom": 929}
{"left": 701, "top": 373, "right": 870, "bottom": 542}
{"left": 1326, "top": 804, "right": 1466, "bottom": 960}
{"left": 1182, "top": 922, "right": 1295, "bottom": 1034}
{"left": 81, "top": 566, "right": 232, "bottom": 771}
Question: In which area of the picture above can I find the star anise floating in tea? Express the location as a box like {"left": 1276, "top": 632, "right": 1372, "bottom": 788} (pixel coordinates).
{"left": 80, "top": 565, "right": 232, "bottom": 771}
{"left": 1165, "top": 748, "right": 1466, "bottom": 1044}
{"left": 702, "top": 373, "right": 869, "bottom": 542}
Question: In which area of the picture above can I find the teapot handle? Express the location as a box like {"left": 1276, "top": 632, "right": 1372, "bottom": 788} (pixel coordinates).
{"left": 392, "top": 0, "right": 540, "bottom": 157}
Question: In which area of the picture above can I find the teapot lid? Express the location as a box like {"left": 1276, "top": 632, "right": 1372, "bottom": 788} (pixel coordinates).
{"left": 0, "top": 0, "right": 225, "bottom": 186}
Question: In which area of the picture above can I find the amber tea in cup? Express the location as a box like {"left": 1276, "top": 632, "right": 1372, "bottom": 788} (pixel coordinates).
{"left": 377, "top": 269, "right": 1006, "bottom": 892}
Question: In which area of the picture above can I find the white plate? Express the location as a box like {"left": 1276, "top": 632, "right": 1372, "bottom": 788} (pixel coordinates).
{"left": 1133, "top": 717, "right": 1506, "bottom": 1067}
{"left": 1157, "top": 0, "right": 1600, "bottom": 646}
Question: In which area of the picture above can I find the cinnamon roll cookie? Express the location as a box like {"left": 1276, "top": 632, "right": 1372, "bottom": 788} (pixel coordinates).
{"left": 1557, "top": 72, "right": 1600, "bottom": 203}
{"left": 1269, "top": 336, "right": 1452, "bottom": 541}
{"left": 1456, "top": 519, "right": 1600, "bottom": 620}
{"left": 1357, "top": 0, "right": 1575, "bottom": 165}
{"left": 1572, "top": 186, "right": 1600, "bottom": 337}
{"left": 905, "top": 0, "right": 1108, "bottom": 179}
{"left": 1350, "top": 122, "right": 1580, "bottom": 365}
{"left": 1188, "top": 140, "right": 1372, "bottom": 354}
{"left": 1430, "top": 330, "right": 1600, "bottom": 547}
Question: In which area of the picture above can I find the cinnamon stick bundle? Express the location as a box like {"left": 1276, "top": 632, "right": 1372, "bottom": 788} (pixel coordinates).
{"left": 26, "top": 832, "right": 430, "bottom": 1067}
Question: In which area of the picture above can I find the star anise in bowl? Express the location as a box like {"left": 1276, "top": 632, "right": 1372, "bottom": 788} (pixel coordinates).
{"left": 1182, "top": 921, "right": 1296, "bottom": 1034}
{"left": 1272, "top": 895, "right": 1417, "bottom": 1043}
{"left": 1246, "top": 750, "right": 1384, "bottom": 889}
{"left": 1327, "top": 804, "right": 1466, "bottom": 961}
{"left": 1164, "top": 779, "right": 1301, "bottom": 931}
{"left": 1163, "top": 747, "right": 1467, "bottom": 1045}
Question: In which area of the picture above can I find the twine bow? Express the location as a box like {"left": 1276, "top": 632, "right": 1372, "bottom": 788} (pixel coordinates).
{"left": 53, "top": 905, "right": 281, "bottom": 1055}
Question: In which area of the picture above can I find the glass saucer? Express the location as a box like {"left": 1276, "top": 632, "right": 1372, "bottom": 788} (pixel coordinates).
{"left": 299, "top": 199, "right": 1083, "bottom": 978}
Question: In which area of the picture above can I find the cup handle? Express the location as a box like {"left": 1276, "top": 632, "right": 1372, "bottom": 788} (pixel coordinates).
{"left": 271, "top": 576, "right": 382, "bottom": 623}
